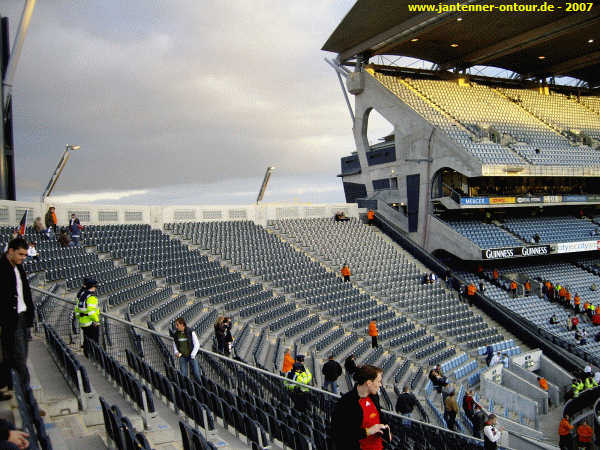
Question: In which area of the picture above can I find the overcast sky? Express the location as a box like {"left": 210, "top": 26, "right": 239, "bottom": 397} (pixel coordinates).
{"left": 3, "top": 0, "right": 387, "bottom": 204}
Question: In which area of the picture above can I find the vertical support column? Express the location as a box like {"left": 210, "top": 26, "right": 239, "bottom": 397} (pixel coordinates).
{"left": 0, "top": 17, "right": 16, "bottom": 200}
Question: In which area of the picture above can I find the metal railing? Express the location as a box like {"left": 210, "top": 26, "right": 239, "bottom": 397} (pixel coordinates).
{"left": 29, "top": 285, "right": 510, "bottom": 448}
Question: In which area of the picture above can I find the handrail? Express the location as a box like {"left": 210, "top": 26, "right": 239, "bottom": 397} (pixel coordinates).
{"left": 30, "top": 285, "right": 499, "bottom": 445}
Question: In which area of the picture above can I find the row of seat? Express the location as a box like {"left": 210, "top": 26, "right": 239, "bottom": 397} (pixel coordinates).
{"left": 85, "top": 340, "right": 157, "bottom": 425}
{"left": 45, "top": 260, "right": 113, "bottom": 281}
{"left": 194, "top": 278, "right": 251, "bottom": 299}
{"left": 65, "top": 266, "right": 128, "bottom": 290}
{"left": 100, "top": 397, "right": 152, "bottom": 450}
{"left": 129, "top": 286, "right": 173, "bottom": 316}
{"left": 149, "top": 294, "right": 189, "bottom": 323}
{"left": 12, "top": 370, "right": 52, "bottom": 450}
{"left": 254, "top": 303, "right": 295, "bottom": 325}
{"left": 108, "top": 280, "right": 157, "bottom": 306}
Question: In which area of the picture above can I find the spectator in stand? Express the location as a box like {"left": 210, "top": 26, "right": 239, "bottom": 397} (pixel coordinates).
{"left": 44, "top": 206, "right": 57, "bottom": 236}
{"left": 367, "top": 209, "right": 375, "bottom": 226}
{"left": 550, "top": 313, "right": 560, "bottom": 325}
{"left": 33, "top": 217, "right": 45, "bottom": 235}
{"left": 472, "top": 404, "right": 486, "bottom": 439}
{"left": 588, "top": 303, "right": 596, "bottom": 321}
{"left": 489, "top": 352, "right": 502, "bottom": 368}
{"left": 214, "top": 316, "right": 226, "bottom": 354}
{"left": 368, "top": 320, "right": 378, "bottom": 348}
{"left": 466, "top": 282, "right": 477, "bottom": 306}
{"left": 577, "top": 421, "right": 593, "bottom": 450}
{"left": 69, "top": 213, "right": 83, "bottom": 246}
{"left": 172, "top": 317, "right": 201, "bottom": 382}
{"left": 524, "top": 280, "right": 531, "bottom": 296}
{"left": 479, "top": 281, "right": 486, "bottom": 294}
{"left": 483, "top": 414, "right": 503, "bottom": 449}
{"left": 344, "top": 354, "right": 357, "bottom": 377}
{"left": 485, "top": 346, "right": 494, "bottom": 366}
{"left": 558, "top": 414, "right": 573, "bottom": 450}
{"left": 509, "top": 280, "right": 518, "bottom": 298}
{"left": 594, "top": 371, "right": 600, "bottom": 386}
{"left": 58, "top": 228, "right": 70, "bottom": 247}
{"left": 282, "top": 348, "right": 294, "bottom": 374}
{"left": 559, "top": 285, "right": 567, "bottom": 306}
{"left": 428, "top": 365, "right": 447, "bottom": 393}
{"left": 322, "top": 355, "right": 342, "bottom": 394}
{"left": 501, "top": 354, "right": 509, "bottom": 368}
{"left": 576, "top": 328, "right": 587, "bottom": 345}
{"left": 26, "top": 242, "right": 39, "bottom": 262}
{"left": 444, "top": 389, "right": 459, "bottom": 431}
{"left": 222, "top": 317, "right": 233, "bottom": 356}
{"left": 538, "top": 376, "right": 548, "bottom": 392}
{"left": 0, "top": 419, "right": 29, "bottom": 449}
{"left": 584, "top": 372, "right": 598, "bottom": 390}
{"left": 395, "top": 386, "right": 418, "bottom": 421}
{"left": 462, "top": 390, "right": 475, "bottom": 421}
{"left": 492, "top": 268, "right": 499, "bottom": 281}
{"left": 332, "top": 365, "right": 390, "bottom": 450}
{"left": 547, "top": 281, "right": 555, "bottom": 301}
{"left": 565, "top": 290, "right": 572, "bottom": 307}
{"left": 571, "top": 378, "right": 584, "bottom": 398}
{"left": 341, "top": 264, "right": 351, "bottom": 282}
{"left": 574, "top": 293, "right": 581, "bottom": 311}
{"left": 571, "top": 315, "right": 579, "bottom": 331}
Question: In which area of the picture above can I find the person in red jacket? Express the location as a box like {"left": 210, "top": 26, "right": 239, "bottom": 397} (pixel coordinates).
{"left": 593, "top": 310, "right": 600, "bottom": 326}
{"left": 368, "top": 320, "right": 378, "bottom": 348}
{"left": 341, "top": 264, "right": 351, "bottom": 282}
{"left": 558, "top": 414, "right": 573, "bottom": 450}
{"left": 577, "top": 421, "right": 593, "bottom": 450}
{"left": 571, "top": 316, "right": 579, "bottom": 331}
{"left": 367, "top": 209, "right": 375, "bottom": 226}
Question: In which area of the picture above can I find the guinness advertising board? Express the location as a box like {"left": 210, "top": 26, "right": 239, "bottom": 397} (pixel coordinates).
{"left": 482, "top": 245, "right": 552, "bottom": 260}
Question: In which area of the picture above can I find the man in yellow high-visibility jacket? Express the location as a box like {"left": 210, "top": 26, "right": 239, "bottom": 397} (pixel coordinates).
{"left": 75, "top": 277, "right": 100, "bottom": 356}
{"left": 285, "top": 355, "right": 312, "bottom": 412}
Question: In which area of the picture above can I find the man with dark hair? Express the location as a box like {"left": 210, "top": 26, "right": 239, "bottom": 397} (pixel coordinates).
{"left": 0, "top": 238, "right": 34, "bottom": 394}
{"left": 322, "top": 355, "right": 342, "bottom": 394}
{"left": 75, "top": 277, "right": 100, "bottom": 356}
{"left": 172, "top": 318, "right": 201, "bottom": 381}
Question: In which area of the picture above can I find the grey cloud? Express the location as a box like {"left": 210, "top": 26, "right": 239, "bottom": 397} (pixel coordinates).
{"left": 4, "top": 0, "right": 356, "bottom": 199}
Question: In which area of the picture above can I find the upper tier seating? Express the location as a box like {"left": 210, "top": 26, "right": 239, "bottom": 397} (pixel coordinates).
{"left": 371, "top": 70, "right": 600, "bottom": 166}
{"left": 498, "top": 88, "right": 600, "bottom": 141}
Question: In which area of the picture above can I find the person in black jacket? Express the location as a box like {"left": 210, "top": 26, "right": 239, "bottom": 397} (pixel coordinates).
{"left": 471, "top": 404, "right": 487, "bottom": 439}
{"left": 0, "top": 238, "right": 35, "bottom": 392}
{"left": 322, "top": 355, "right": 342, "bottom": 394}
{"left": 395, "top": 385, "right": 418, "bottom": 419}
{"left": 332, "top": 365, "right": 390, "bottom": 450}
{"left": 344, "top": 354, "right": 357, "bottom": 376}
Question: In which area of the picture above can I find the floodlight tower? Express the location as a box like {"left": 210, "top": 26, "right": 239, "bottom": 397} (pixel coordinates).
{"left": 256, "top": 166, "right": 276, "bottom": 203}
{"left": 41, "top": 144, "right": 81, "bottom": 203}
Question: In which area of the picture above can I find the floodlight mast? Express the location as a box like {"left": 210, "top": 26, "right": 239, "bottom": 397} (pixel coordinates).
{"left": 256, "top": 166, "right": 275, "bottom": 204}
{"left": 40, "top": 144, "right": 80, "bottom": 203}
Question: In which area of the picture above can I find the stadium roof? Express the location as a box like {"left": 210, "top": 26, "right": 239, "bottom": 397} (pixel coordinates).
{"left": 323, "top": 0, "right": 600, "bottom": 86}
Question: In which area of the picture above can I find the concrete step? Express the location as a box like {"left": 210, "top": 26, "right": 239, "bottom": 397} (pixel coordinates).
{"left": 28, "top": 338, "right": 79, "bottom": 418}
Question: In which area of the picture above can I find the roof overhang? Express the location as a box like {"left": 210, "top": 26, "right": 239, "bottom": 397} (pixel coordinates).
{"left": 323, "top": 0, "right": 600, "bottom": 86}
